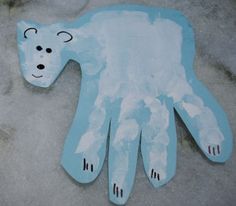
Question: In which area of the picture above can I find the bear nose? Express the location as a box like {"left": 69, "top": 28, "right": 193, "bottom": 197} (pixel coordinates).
{"left": 37, "top": 64, "right": 45, "bottom": 70}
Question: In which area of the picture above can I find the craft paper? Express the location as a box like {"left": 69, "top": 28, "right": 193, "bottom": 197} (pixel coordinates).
{"left": 17, "top": 5, "right": 233, "bottom": 205}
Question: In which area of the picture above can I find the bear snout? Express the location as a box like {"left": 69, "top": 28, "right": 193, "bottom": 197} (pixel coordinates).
{"left": 37, "top": 64, "right": 45, "bottom": 70}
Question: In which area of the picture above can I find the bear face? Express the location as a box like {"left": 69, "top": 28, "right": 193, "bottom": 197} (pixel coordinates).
{"left": 17, "top": 21, "right": 73, "bottom": 88}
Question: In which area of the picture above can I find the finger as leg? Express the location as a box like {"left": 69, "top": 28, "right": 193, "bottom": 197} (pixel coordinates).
{"left": 141, "top": 96, "right": 176, "bottom": 187}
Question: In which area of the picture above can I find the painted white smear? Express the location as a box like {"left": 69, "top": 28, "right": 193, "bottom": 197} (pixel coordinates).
{"left": 18, "top": 10, "right": 225, "bottom": 186}
{"left": 73, "top": 11, "right": 224, "bottom": 183}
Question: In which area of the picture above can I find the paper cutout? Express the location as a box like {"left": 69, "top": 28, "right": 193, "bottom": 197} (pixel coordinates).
{"left": 17, "top": 5, "right": 233, "bottom": 205}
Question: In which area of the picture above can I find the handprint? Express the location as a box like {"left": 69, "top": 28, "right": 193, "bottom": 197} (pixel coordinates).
{"left": 17, "top": 5, "right": 233, "bottom": 205}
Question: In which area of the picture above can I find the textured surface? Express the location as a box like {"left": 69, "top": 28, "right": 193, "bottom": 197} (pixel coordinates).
{"left": 0, "top": 0, "right": 236, "bottom": 206}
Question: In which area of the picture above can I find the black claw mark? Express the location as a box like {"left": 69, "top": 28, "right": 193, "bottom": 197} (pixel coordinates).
{"left": 150, "top": 169, "right": 160, "bottom": 181}
{"left": 82, "top": 158, "right": 94, "bottom": 172}
{"left": 208, "top": 145, "right": 221, "bottom": 156}
{"left": 113, "top": 183, "right": 123, "bottom": 198}
{"left": 213, "top": 147, "right": 216, "bottom": 156}
{"left": 217, "top": 145, "right": 220, "bottom": 154}
{"left": 151, "top": 169, "right": 154, "bottom": 178}
{"left": 208, "top": 146, "right": 211, "bottom": 154}
{"left": 83, "top": 158, "right": 86, "bottom": 170}
{"left": 113, "top": 183, "right": 116, "bottom": 195}
{"left": 116, "top": 187, "right": 119, "bottom": 197}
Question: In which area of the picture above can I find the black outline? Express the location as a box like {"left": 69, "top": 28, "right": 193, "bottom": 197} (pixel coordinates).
{"left": 46, "top": 48, "right": 52, "bottom": 53}
{"left": 208, "top": 146, "right": 211, "bottom": 154}
{"left": 116, "top": 187, "right": 119, "bottom": 197}
{"left": 83, "top": 158, "right": 86, "bottom": 170}
{"left": 82, "top": 158, "right": 94, "bottom": 172}
{"left": 37, "top": 64, "right": 45, "bottom": 70}
{"left": 213, "top": 147, "right": 216, "bottom": 156}
{"left": 151, "top": 169, "right": 154, "bottom": 178}
{"left": 24, "top": 27, "right": 37, "bottom": 39}
{"left": 150, "top": 169, "right": 160, "bottom": 181}
{"left": 113, "top": 183, "right": 116, "bottom": 195}
{"left": 32, "top": 74, "right": 43, "bottom": 78}
{"left": 36, "top": 45, "right": 43, "bottom": 51}
{"left": 57, "top": 31, "right": 73, "bottom": 43}
{"left": 113, "top": 183, "right": 124, "bottom": 198}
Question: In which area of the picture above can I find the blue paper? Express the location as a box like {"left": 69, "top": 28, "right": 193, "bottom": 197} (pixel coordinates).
{"left": 17, "top": 5, "right": 233, "bottom": 205}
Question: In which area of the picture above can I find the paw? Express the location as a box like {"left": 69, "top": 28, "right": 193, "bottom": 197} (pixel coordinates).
{"left": 150, "top": 169, "right": 160, "bottom": 181}
{"left": 147, "top": 166, "right": 176, "bottom": 188}
{"left": 112, "top": 183, "right": 124, "bottom": 198}
{"left": 207, "top": 145, "right": 220, "bottom": 156}
{"left": 83, "top": 158, "right": 94, "bottom": 172}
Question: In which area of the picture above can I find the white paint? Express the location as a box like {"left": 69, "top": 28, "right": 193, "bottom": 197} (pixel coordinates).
{"left": 75, "top": 103, "right": 107, "bottom": 166}
{"left": 76, "top": 131, "right": 98, "bottom": 153}
{"left": 179, "top": 95, "right": 224, "bottom": 148}
{"left": 18, "top": 10, "right": 225, "bottom": 181}
{"left": 149, "top": 149, "right": 167, "bottom": 179}
{"left": 111, "top": 150, "right": 129, "bottom": 188}
{"left": 18, "top": 23, "right": 65, "bottom": 85}
{"left": 75, "top": 130, "right": 105, "bottom": 167}
{"left": 181, "top": 102, "right": 202, "bottom": 118}
{"left": 143, "top": 98, "right": 170, "bottom": 178}
{"left": 113, "top": 119, "right": 139, "bottom": 147}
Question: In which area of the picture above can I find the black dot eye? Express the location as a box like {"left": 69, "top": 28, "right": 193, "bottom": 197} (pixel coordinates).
{"left": 36, "top": 45, "right": 42, "bottom": 51}
{"left": 46, "top": 48, "right": 52, "bottom": 53}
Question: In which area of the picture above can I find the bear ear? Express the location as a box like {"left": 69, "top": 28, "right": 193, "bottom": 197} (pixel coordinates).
{"left": 17, "top": 21, "right": 38, "bottom": 40}
{"left": 23, "top": 27, "right": 37, "bottom": 39}
{"left": 56, "top": 31, "right": 73, "bottom": 43}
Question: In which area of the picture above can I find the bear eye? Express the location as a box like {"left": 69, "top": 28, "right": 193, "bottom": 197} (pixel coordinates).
{"left": 46, "top": 48, "right": 52, "bottom": 53}
{"left": 36, "top": 45, "right": 43, "bottom": 51}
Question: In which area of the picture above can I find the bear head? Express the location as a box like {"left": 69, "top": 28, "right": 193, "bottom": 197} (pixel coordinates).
{"left": 17, "top": 21, "right": 73, "bottom": 88}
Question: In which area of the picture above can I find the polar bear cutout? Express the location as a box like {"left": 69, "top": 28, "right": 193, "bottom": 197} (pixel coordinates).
{"left": 17, "top": 5, "right": 233, "bottom": 205}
